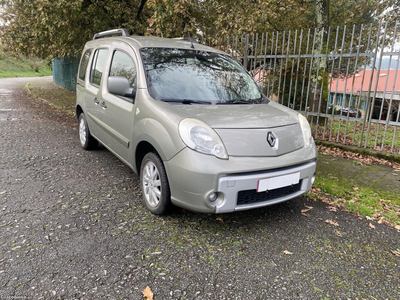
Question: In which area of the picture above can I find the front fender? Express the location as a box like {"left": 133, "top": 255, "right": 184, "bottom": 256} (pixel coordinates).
{"left": 132, "top": 118, "right": 185, "bottom": 169}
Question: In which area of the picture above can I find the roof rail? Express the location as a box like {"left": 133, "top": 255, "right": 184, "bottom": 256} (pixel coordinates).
{"left": 93, "top": 28, "right": 130, "bottom": 40}
{"left": 173, "top": 37, "right": 198, "bottom": 43}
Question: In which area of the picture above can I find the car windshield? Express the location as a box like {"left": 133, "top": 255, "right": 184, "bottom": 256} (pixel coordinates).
{"left": 140, "top": 48, "right": 262, "bottom": 104}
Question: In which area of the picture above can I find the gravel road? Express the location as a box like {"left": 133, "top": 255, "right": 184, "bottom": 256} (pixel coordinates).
{"left": 0, "top": 77, "right": 399, "bottom": 299}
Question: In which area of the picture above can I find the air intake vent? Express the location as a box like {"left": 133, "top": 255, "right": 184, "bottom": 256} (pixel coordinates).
{"left": 237, "top": 181, "right": 302, "bottom": 206}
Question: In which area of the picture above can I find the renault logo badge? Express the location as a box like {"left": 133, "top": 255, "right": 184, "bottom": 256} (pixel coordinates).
{"left": 267, "top": 132, "right": 277, "bottom": 148}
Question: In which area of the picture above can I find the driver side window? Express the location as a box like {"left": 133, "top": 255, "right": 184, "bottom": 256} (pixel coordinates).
{"left": 109, "top": 51, "right": 137, "bottom": 89}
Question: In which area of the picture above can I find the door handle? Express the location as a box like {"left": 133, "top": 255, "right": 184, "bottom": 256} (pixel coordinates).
{"left": 94, "top": 97, "right": 99, "bottom": 105}
{"left": 100, "top": 101, "right": 107, "bottom": 109}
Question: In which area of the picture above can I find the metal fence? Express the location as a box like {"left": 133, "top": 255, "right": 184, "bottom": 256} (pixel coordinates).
{"left": 52, "top": 57, "right": 80, "bottom": 91}
{"left": 205, "top": 22, "right": 400, "bottom": 154}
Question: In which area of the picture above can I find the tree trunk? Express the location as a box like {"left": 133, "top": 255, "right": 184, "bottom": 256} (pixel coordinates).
{"left": 314, "top": 0, "right": 330, "bottom": 125}
{"left": 315, "top": 0, "right": 329, "bottom": 32}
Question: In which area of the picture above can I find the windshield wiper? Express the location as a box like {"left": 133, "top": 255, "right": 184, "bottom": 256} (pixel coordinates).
{"left": 161, "top": 98, "right": 212, "bottom": 105}
{"left": 216, "top": 100, "right": 252, "bottom": 105}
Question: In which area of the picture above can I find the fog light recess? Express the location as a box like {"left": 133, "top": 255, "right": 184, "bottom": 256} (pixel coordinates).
{"left": 209, "top": 192, "right": 218, "bottom": 202}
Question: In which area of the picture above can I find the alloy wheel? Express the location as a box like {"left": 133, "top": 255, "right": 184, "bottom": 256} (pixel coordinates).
{"left": 142, "top": 160, "right": 162, "bottom": 207}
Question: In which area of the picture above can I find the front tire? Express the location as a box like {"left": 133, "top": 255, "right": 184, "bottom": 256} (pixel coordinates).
{"left": 140, "top": 152, "right": 171, "bottom": 215}
{"left": 78, "top": 113, "right": 97, "bottom": 150}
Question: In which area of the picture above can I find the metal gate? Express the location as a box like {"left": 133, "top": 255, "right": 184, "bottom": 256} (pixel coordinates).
{"left": 204, "top": 22, "right": 400, "bottom": 154}
{"left": 52, "top": 56, "right": 80, "bottom": 91}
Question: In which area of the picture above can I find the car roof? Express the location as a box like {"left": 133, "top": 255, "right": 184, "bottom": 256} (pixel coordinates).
{"left": 84, "top": 35, "right": 227, "bottom": 55}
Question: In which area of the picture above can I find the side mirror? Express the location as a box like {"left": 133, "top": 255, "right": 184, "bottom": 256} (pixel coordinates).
{"left": 108, "top": 76, "right": 136, "bottom": 99}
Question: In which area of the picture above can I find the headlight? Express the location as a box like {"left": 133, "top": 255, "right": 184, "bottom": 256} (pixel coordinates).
{"left": 179, "top": 118, "right": 228, "bottom": 159}
{"left": 298, "top": 114, "right": 313, "bottom": 149}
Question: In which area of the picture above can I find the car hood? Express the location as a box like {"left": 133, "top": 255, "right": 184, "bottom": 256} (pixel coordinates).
{"left": 169, "top": 101, "right": 304, "bottom": 156}
{"left": 169, "top": 101, "right": 299, "bottom": 129}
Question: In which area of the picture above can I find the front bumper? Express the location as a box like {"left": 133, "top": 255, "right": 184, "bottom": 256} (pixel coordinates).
{"left": 164, "top": 146, "right": 317, "bottom": 213}
{"left": 216, "top": 161, "right": 315, "bottom": 213}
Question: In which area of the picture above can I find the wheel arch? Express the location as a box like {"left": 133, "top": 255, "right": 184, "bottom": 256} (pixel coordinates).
{"left": 135, "top": 141, "right": 158, "bottom": 176}
{"left": 76, "top": 105, "right": 83, "bottom": 120}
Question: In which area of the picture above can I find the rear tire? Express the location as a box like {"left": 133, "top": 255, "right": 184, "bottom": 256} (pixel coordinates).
{"left": 78, "top": 113, "right": 97, "bottom": 150}
{"left": 140, "top": 152, "right": 171, "bottom": 215}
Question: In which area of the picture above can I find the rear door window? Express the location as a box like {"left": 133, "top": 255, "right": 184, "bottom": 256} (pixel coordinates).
{"left": 78, "top": 49, "right": 92, "bottom": 81}
{"left": 90, "top": 49, "right": 109, "bottom": 86}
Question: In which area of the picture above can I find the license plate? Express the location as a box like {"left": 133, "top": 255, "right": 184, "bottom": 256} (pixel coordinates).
{"left": 257, "top": 172, "right": 300, "bottom": 192}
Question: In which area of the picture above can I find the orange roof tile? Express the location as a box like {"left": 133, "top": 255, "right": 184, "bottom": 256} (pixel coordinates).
{"left": 329, "top": 70, "right": 400, "bottom": 93}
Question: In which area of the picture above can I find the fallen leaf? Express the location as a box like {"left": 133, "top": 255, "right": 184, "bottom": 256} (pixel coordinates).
{"left": 369, "top": 223, "right": 376, "bottom": 229}
{"left": 390, "top": 250, "right": 400, "bottom": 257}
{"left": 301, "top": 206, "right": 313, "bottom": 213}
{"left": 143, "top": 286, "right": 153, "bottom": 300}
{"left": 353, "top": 186, "right": 359, "bottom": 191}
{"left": 328, "top": 206, "right": 337, "bottom": 212}
{"left": 216, "top": 216, "right": 223, "bottom": 222}
{"left": 0, "top": 191, "right": 6, "bottom": 195}
{"left": 335, "top": 230, "right": 342, "bottom": 236}
{"left": 283, "top": 250, "right": 293, "bottom": 255}
{"left": 325, "top": 219, "right": 339, "bottom": 226}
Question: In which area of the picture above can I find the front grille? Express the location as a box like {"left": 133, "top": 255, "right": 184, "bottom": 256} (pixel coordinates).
{"left": 237, "top": 181, "right": 302, "bottom": 206}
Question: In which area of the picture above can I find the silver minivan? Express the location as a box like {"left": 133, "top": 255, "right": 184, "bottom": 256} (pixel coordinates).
{"left": 76, "top": 29, "right": 317, "bottom": 214}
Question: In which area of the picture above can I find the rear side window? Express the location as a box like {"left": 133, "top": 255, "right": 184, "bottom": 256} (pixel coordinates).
{"left": 90, "top": 49, "right": 108, "bottom": 86}
{"left": 78, "top": 49, "right": 92, "bottom": 81}
{"left": 109, "top": 51, "right": 137, "bottom": 89}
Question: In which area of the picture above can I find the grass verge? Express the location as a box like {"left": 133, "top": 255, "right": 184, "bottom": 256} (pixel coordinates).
{"left": 25, "top": 80, "right": 76, "bottom": 116}
{"left": 0, "top": 43, "right": 52, "bottom": 78}
{"left": 307, "top": 174, "right": 400, "bottom": 229}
